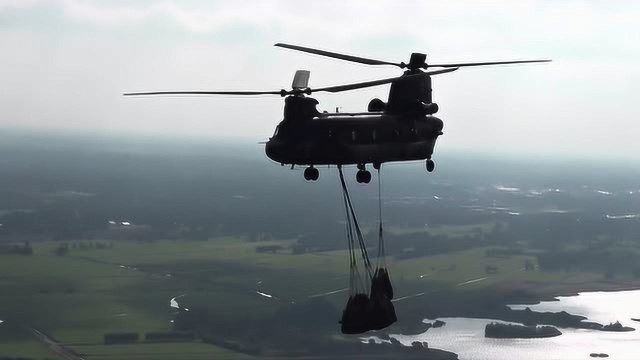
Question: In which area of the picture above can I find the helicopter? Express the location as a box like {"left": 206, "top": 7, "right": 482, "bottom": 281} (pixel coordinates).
{"left": 125, "top": 43, "right": 550, "bottom": 184}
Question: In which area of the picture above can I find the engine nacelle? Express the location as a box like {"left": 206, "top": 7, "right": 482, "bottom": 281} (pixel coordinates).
{"left": 420, "top": 102, "right": 439, "bottom": 115}
{"left": 368, "top": 98, "right": 386, "bottom": 112}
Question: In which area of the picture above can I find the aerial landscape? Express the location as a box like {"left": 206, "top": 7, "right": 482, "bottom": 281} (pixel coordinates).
{"left": 1, "top": 1, "right": 640, "bottom": 359}
{"left": 1, "top": 132, "right": 640, "bottom": 359}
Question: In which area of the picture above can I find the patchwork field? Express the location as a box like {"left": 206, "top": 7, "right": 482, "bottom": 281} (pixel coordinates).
{"left": 1, "top": 236, "right": 634, "bottom": 359}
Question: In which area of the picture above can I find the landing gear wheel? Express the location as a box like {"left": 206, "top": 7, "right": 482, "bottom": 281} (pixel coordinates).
{"left": 356, "top": 170, "right": 372, "bottom": 184}
{"left": 426, "top": 159, "right": 435, "bottom": 173}
{"left": 304, "top": 167, "right": 319, "bottom": 181}
{"left": 363, "top": 171, "right": 372, "bottom": 183}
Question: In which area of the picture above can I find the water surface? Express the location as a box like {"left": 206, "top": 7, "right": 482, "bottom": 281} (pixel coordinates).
{"left": 394, "top": 290, "right": 640, "bottom": 360}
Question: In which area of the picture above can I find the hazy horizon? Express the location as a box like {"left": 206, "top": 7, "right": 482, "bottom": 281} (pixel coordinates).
{"left": 1, "top": 126, "right": 638, "bottom": 168}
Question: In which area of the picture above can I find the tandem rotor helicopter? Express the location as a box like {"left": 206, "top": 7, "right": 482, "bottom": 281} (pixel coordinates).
{"left": 125, "top": 43, "right": 550, "bottom": 184}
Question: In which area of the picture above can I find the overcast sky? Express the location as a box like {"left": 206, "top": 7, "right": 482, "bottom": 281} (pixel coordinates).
{"left": 0, "top": 0, "right": 638, "bottom": 159}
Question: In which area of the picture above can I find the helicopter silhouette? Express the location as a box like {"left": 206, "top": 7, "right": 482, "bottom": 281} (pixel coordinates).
{"left": 125, "top": 43, "right": 550, "bottom": 183}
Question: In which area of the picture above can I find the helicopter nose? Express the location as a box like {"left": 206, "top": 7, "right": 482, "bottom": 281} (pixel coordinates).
{"left": 432, "top": 117, "right": 444, "bottom": 132}
{"left": 265, "top": 140, "right": 283, "bottom": 163}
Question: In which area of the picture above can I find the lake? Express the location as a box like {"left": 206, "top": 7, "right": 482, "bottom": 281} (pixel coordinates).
{"left": 392, "top": 290, "right": 640, "bottom": 360}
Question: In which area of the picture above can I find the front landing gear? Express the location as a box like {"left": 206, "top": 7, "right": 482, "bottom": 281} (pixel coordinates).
{"left": 426, "top": 158, "right": 435, "bottom": 173}
{"left": 356, "top": 164, "right": 372, "bottom": 184}
{"left": 304, "top": 166, "right": 319, "bottom": 181}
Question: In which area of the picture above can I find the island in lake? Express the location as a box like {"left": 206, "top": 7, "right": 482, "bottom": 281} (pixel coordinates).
{"left": 602, "top": 321, "right": 634, "bottom": 332}
{"left": 485, "top": 322, "right": 562, "bottom": 339}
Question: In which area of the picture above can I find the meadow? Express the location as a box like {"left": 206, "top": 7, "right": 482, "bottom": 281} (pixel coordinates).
{"left": 3, "top": 231, "right": 624, "bottom": 359}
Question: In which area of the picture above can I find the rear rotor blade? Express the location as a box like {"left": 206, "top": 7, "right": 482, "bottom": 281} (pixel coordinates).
{"left": 291, "top": 70, "right": 311, "bottom": 89}
{"left": 275, "top": 43, "right": 403, "bottom": 68}
{"left": 123, "top": 90, "right": 286, "bottom": 96}
{"left": 426, "top": 59, "right": 551, "bottom": 68}
{"left": 310, "top": 68, "right": 458, "bottom": 94}
{"left": 311, "top": 76, "right": 401, "bottom": 94}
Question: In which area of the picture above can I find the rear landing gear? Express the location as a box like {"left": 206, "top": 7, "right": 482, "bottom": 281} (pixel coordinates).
{"left": 356, "top": 170, "right": 371, "bottom": 184}
{"left": 356, "top": 164, "right": 372, "bottom": 184}
{"left": 304, "top": 166, "right": 319, "bottom": 181}
{"left": 426, "top": 159, "right": 435, "bottom": 173}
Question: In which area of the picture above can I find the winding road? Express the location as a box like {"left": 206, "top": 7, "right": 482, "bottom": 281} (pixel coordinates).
{"left": 31, "top": 328, "right": 85, "bottom": 360}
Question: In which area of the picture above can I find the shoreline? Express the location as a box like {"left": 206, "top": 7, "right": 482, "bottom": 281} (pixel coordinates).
{"left": 387, "top": 283, "right": 640, "bottom": 360}
{"left": 500, "top": 283, "right": 640, "bottom": 330}
{"left": 498, "top": 279, "right": 640, "bottom": 305}
{"left": 391, "top": 281, "right": 640, "bottom": 337}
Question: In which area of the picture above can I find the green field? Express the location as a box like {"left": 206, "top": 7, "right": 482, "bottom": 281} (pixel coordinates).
{"left": 0, "top": 238, "right": 349, "bottom": 359}
{"left": 72, "top": 343, "right": 255, "bottom": 360}
{"left": 1, "top": 237, "right": 634, "bottom": 359}
{"left": 0, "top": 340, "right": 62, "bottom": 359}
{"left": 387, "top": 222, "right": 497, "bottom": 237}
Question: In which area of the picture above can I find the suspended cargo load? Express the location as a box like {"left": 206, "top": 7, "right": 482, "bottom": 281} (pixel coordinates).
{"left": 337, "top": 166, "right": 396, "bottom": 334}
{"left": 369, "top": 268, "right": 397, "bottom": 331}
{"left": 372, "top": 268, "right": 394, "bottom": 300}
{"left": 340, "top": 293, "right": 372, "bottom": 334}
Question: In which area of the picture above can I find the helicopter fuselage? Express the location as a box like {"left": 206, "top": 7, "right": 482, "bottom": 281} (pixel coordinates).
{"left": 265, "top": 111, "right": 443, "bottom": 166}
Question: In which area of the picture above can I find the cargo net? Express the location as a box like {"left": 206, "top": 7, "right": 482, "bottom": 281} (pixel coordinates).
{"left": 338, "top": 166, "right": 396, "bottom": 334}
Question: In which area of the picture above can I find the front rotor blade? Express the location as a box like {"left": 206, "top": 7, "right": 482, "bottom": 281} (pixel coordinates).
{"left": 311, "top": 68, "right": 458, "bottom": 94}
{"left": 275, "top": 43, "right": 403, "bottom": 67}
{"left": 426, "top": 59, "right": 551, "bottom": 68}
{"left": 422, "top": 67, "right": 460, "bottom": 76}
{"left": 123, "top": 90, "right": 285, "bottom": 96}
